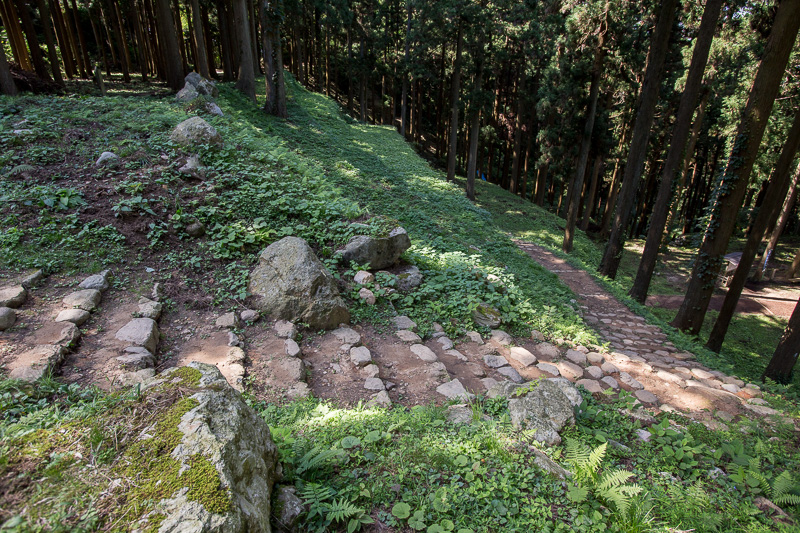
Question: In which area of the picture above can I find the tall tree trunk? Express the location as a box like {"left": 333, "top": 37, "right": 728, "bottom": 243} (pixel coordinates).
{"left": 155, "top": 0, "right": 184, "bottom": 90}
{"left": 48, "top": 0, "right": 75, "bottom": 78}
{"left": 261, "top": 0, "right": 276, "bottom": 114}
{"left": 201, "top": 4, "right": 216, "bottom": 77}
{"left": 360, "top": 37, "right": 367, "bottom": 123}
{"left": 447, "top": 23, "right": 463, "bottom": 182}
{"left": 189, "top": 0, "right": 209, "bottom": 77}
{"left": 629, "top": 0, "right": 722, "bottom": 303}
{"left": 130, "top": 0, "right": 150, "bottom": 80}
{"left": 110, "top": 0, "right": 132, "bottom": 82}
{"left": 0, "top": 0, "right": 31, "bottom": 70}
{"left": 580, "top": 154, "right": 604, "bottom": 230}
{"left": 788, "top": 247, "right": 800, "bottom": 279}
{"left": 509, "top": 69, "right": 525, "bottom": 194}
{"left": 233, "top": 0, "right": 256, "bottom": 101}
{"left": 0, "top": 45, "right": 17, "bottom": 95}
{"left": 34, "top": 0, "right": 63, "bottom": 85}
{"left": 706, "top": 109, "right": 800, "bottom": 352}
{"left": 762, "top": 298, "right": 800, "bottom": 384}
{"left": 598, "top": 0, "right": 678, "bottom": 276}
{"left": 15, "top": 0, "right": 53, "bottom": 81}
{"left": 536, "top": 164, "right": 549, "bottom": 206}
{"left": 753, "top": 161, "right": 800, "bottom": 280}
{"left": 564, "top": 37, "right": 605, "bottom": 253}
{"left": 69, "top": 0, "right": 90, "bottom": 78}
{"left": 466, "top": 51, "right": 485, "bottom": 202}
{"left": 671, "top": 0, "right": 800, "bottom": 334}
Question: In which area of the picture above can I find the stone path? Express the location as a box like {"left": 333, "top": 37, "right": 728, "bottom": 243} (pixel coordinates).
{"left": 514, "top": 240, "right": 789, "bottom": 428}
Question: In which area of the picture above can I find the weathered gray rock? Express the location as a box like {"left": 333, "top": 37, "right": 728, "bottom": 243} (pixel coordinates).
{"left": 483, "top": 354, "right": 509, "bottom": 368}
{"left": 170, "top": 116, "right": 223, "bottom": 147}
{"left": 534, "top": 343, "right": 560, "bottom": 359}
{"left": 392, "top": 315, "right": 417, "bottom": 330}
{"left": 497, "top": 366, "right": 525, "bottom": 383}
{"left": 115, "top": 318, "right": 159, "bottom": 353}
{"left": 140, "top": 363, "right": 279, "bottom": 533}
{"left": 466, "top": 331, "right": 484, "bottom": 344}
{"left": 690, "top": 368, "right": 715, "bottom": 380}
{"left": 619, "top": 372, "right": 644, "bottom": 390}
{"left": 332, "top": 327, "right": 360, "bottom": 345}
{"left": 275, "top": 320, "right": 298, "bottom": 340}
{"left": 216, "top": 312, "right": 240, "bottom": 329}
{"left": 184, "top": 72, "right": 219, "bottom": 97}
{"left": 565, "top": 349, "right": 587, "bottom": 366}
{"left": 360, "top": 364, "right": 380, "bottom": 379}
{"left": 116, "top": 368, "right": 156, "bottom": 388}
{"left": 587, "top": 352, "right": 604, "bottom": 364}
{"left": 472, "top": 303, "right": 502, "bottom": 328}
{"left": 531, "top": 330, "right": 545, "bottom": 341}
{"left": 339, "top": 227, "right": 411, "bottom": 270}
{"left": 396, "top": 265, "right": 423, "bottom": 291}
{"left": 600, "top": 376, "right": 619, "bottom": 390}
{"left": 95, "top": 151, "right": 120, "bottom": 167}
{"left": 21, "top": 270, "right": 44, "bottom": 289}
{"left": 576, "top": 379, "right": 602, "bottom": 394}
{"left": 176, "top": 84, "right": 199, "bottom": 102}
{"left": 62, "top": 289, "right": 101, "bottom": 311}
{"left": 276, "top": 358, "right": 304, "bottom": 383}
{"left": 481, "top": 377, "right": 500, "bottom": 391}
{"left": 79, "top": 270, "right": 111, "bottom": 291}
{"left": 509, "top": 346, "right": 537, "bottom": 367}
{"left": 436, "top": 379, "right": 474, "bottom": 401}
{"left": 368, "top": 390, "right": 392, "bottom": 408}
{"left": 396, "top": 330, "right": 422, "bottom": 343}
{"left": 240, "top": 310, "right": 260, "bottom": 324}
{"left": 179, "top": 154, "right": 207, "bottom": 179}
{"left": 273, "top": 485, "right": 303, "bottom": 532}
{"left": 350, "top": 346, "right": 372, "bottom": 367}
{"left": 248, "top": 237, "right": 349, "bottom": 330}
{"left": 558, "top": 361, "right": 584, "bottom": 381}
{"left": 358, "top": 287, "right": 376, "bottom": 304}
{"left": 410, "top": 344, "right": 437, "bottom": 362}
{"left": 364, "top": 377, "right": 385, "bottom": 391}
{"left": 537, "top": 362, "right": 560, "bottom": 376}
{"left": 435, "top": 336, "right": 454, "bottom": 350}
{"left": 204, "top": 102, "right": 224, "bottom": 117}
{"left": 446, "top": 404, "right": 474, "bottom": 424}
{"left": 186, "top": 220, "right": 206, "bottom": 237}
{"left": 490, "top": 330, "right": 513, "bottom": 346}
{"left": 0, "top": 286, "right": 27, "bottom": 308}
{"left": 8, "top": 344, "right": 66, "bottom": 381}
{"left": 286, "top": 382, "right": 311, "bottom": 399}
{"left": 115, "top": 347, "right": 155, "bottom": 370}
{"left": 600, "top": 362, "right": 619, "bottom": 374}
{"left": 507, "top": 378, "right": 581, "bottom": 445}
{"left": 0, "top": 307, "right": 16, "bottom": 330}
{"left": 486, "top": 380, "right": 522, "bottom": 399}
{"left": 634, "top": 390, "right": 658, "bottom": 405}
{"left": 445, "top": 349, "right": 468, "bottom": 362}
{"left": 585, "top": 366, "right": 603, "bottom": 380}
{"left": 137, "top": 299, "right": 163, "bottom": 320}
{"left": 285, "top": 339, "right": 301, "bottom": 357}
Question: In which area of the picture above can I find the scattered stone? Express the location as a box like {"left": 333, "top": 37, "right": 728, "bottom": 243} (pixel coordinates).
{"left": 95, "top": 151, "right": 120, "bottom": 167}
{"left": 368, "top": 390, "right": 392, "bottom": 408}
{"left": 137, "top": 299, "right": 162, "bottom": 320}
{"left": 350, "top": 346, "right": 372, "bottom": 367}
{"left": 79, "top": 270, "right": 111, "bottom": 292}
{"left": 272, "top": 320, "right": 298, "bottom": 340}
{"left": 339, "top": 227, "right": 412, "bottom": 270}
{"left": 354, "top": 270, "right": 375, "bottom": 285}
{"left": 743, "top": 403, "right": 779, "bottom": 417}
{"left": 249, "top": 237, "right": 349, "bottom": 330}
{"left": 466, "top": 331, "right": 484, "bottom": 344}
{"left": 360, "top": 364, "right": 380, "bottom": 379}
{"left": 285, "top": 339, "right": 301, "bottom": 357}
{"left": 115, "top": 347, "right": 155, "bottom": 370}
{"left": 0, "top": 307, "right": 16, "bottom": 330}
{"left": 178, "top": 154, "right": 206, "bottom": 179}
{"left": 445, "top": 349, "right": 468, "bottom": 362}
{"left": 600, "top": 376, "right": 619, "bottom": 390}
{"left": 274, "top": 486, "right": 304, "bottom": 532}
{"left": 600, "top": 362, "right": 618, "bottom": 375}
{"left": 486, "top": 380, "right": 522, "bottom": 399}
{"left": 565, "top": 349, "right": 587, "bottom": 366}
{"left": 509, "top": 347, "right": 537, "bottom": 367}
{"left": 721, "top": 383, "right": 741, "bottom": 394}
{"left": 169, "top": 116, "right": 223, "bottom": 147}
{"left": 537, "top": 362, "right": 560, "bottom": 377}
{"left": 722, "top": 375, "right": 745, "bottom": 387}
{"left": 447, "top": 404, "right": 474, "bottom": 424}
{"left": 240, "top": 309, "right": 259, "bottom": 323}
{"left": 151, "top": 283, "right": 163, "bottom": 301}
{"left": 184, "top": 72, "right": 219, "bottom": 97}
{"left": 466, "top": 362, "right": 486, "bottom": 377}
{"left": 21, "top": 270, "right": 44, "bottom": 289}
{"left": 472, "top": 303, "right": 502, "bottom": 328}
{"left": 115, "top": 318, "right": 159, "bottom": 353}
{"left": 656, "top": 370, "right": 683, "bottom": 384}
{"left": 432, "top": 322, "right": 444, "bottom": 333}
{"left": 619, "top": 372, "right": 644, "bottom": 390}
{"left": 531, "top": 330, "right": 545, "bottom": 341}
{"left": 395, "top": 329, "right": 422, "bottom": 343}
{"left": 490, "top": 329, "right": 513, "bottom": 346}
{"left": 585, "top": 366, "right": 603, "bottom": 380}
{"left": 40, "top": 322, "right": 81, "bottom": 346}
{"left": 62, "top": 289, "right": 101, "bottom": 311}
{"left": 392, "top": 315, "right": 417, "bottom": 330}
{"left": 176, "top": 84, "right": 199, "bottom": 101}
{"left": 481, "top": 377, "right": 499, "bottom": 391}
{"left": 277, "top": 358, "right": 305, "bottom": 382}
{"left": 436, "top": 337, "right": 454, "bottom": 350}
{"left": 186, "top": 220, "right": 206, "bottom": 237}
{"left": 410, "top": 344, "right": 437, "bottom": 363}
{"left": 587, "top": 352, "right": 604, "bottom": 364}
{"left": 634, "top": 390, "right": 658, "bottom": 405}
{"left": 395, "top": 265, "right": 422, "bottom": 291}
{"left": 436, "top": 379, "right": 474, "bottom": 401}
{"left": 226, "top": 347, "right": 246, "bottom": 364}
{"left": 216, "top": 312, "right": 239, "bottom": 329}
{"left": 358, "top": 287, "right": 376, "bottom": 305}
{"left": 534, "top": 342, "right": 559, "bottom": 359}
{"left": 0, "top": 286, "right": 27, "bottom": 308}
{"left": 286, "top": 382, "right": 312, "bottom": 399}
{"left": 8, "top": 344, "right": 66, "bottom": 381}
{"left": 635, "top": 429, "right": 651, "bottom": 443}
{"left": 364, "top": 377, "right": 385, "bottom": 391}
{"left": 690, "top": 368, "right": 714, "bottom": 380}
{"left": 507, "top": 378, "right": 582, "bottom": 445}
{"left": 484, "top": 354, "right": 509, "bottom": 368}
{"left": 497, "top": 366, "right": 525, "bottom": 383}
{"left": 576, "top": 379, "right": 602, "bottom": 394}
{"left": 558, "top": 361, "right": 584, "bottom": 381}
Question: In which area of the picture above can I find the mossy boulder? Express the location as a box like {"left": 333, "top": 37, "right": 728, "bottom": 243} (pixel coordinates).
{"left": 170, "top": 116, "right": 223, "bottom": 148}
{"left": 339, "top": 227, "right": 411, "bottom": 270}
{"left": 471, "top": 303, "right": 502, "bottom": 328}
{"left": 501, "top": 378, "right": 582, "bottom": 446}
{"left": 248, "top": 236, "right": 349, "bottom": 330}
{"left": 132, "top": 362, "right": 280, "bottom": 532}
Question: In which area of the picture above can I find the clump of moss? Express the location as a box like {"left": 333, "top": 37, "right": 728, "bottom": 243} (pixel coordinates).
{"left": 169, "top": 366, "right": 203, "bottom": 388}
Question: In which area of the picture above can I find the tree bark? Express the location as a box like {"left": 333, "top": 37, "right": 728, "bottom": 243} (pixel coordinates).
{"left": 599, "top": 0, "right": 678, "bottom": 277}
{"left": 789, "top": 247, "right": 800, "bottom": 279}
{"left": 155, "top": 0, "right": 184, "bottom": 90}
{"left": 580, "top": 153, "right": 603, "bottom": 230}
{"left": 69, "top": 0, "right": 90, "bottom": 78}
{"left": 110, "top": 0, "right": 132, "bottom": 82}
{"left": 15, "top": 0, "right": 53, "bottom": 81}
{"left": 0, "top": 44, "right": 17, "bottom": 95}
{"left": 447, "top": 23, "right": 463, "bottom": 182}
{"left": 629, "top": 0, "right": 722, "bottom": 303}
{"left": 671, "top": 0, "right": 800, "bottom": 334}
{"left": 509, "top": 69, "right": 525, "bottom": 194}
{"left": 0, "top": 0, "right": 31, "bottom": 70}
{"left": 261, "top": 0, "right": 277, "bottom": 114}
{"left": 762, "top": 298, "right": 800, "bottom": 384}
{"left": 233, "top": 0, "right": 256, "bottom": 101}
{"left": 34, "top": 0, "right": 63, "bottom": 85}
{"left": 466, "top": 51, "right": 485, "bottom": 202}
{"left": 48, "top": 0, "right": 75, "bottom": 78}
{"left": 189, "top": 0, "right": 209, "bottom": 78}
{"left": 753, "top": 161, "right": 800, "bottom": 281}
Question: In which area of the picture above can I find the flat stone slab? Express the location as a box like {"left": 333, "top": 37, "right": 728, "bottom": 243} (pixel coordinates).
{"left": 490, "top": 330, "right": 513, "bottom": 346}
{"left": 392, "top": 315, "right": 417, "bottom": 330}
{"left": 484, "top": 354, "right": 509, "bottom": 368}
{"left": 410, "top": 344, "right": 437, "bottom": 362}
{"left": 466, "top": 331, "right": 484, "bottom": 344}
{"left": 360, "top": 364, "right": 380, "bottom": 378}
{"left": 585, "top": 366, "right": 603, "bottom": 380}
{"left": 276, "top": 358, "right": 305, "bottom": 382}
{"left": 619, "top": 372, "right": 643, "bottom": 390}
{"left": 690, "top": 368, "right": 715, "bottom": 380}
{"left": 436, "top": 379, "right": 474, "bottom": 401}
{"left": 115, "top": 347, "right": 155, "bottom": 370}
{"left": 565, "top": 349, "right": 587, "bottom": 366}
{"left": 634, "top": 390, "right": 658, "bottom": 404}
{"left": 600, "top": 362, "right": 618, "bottom": 374}
{"left": 8, "top": 344, "right": 65, "bottom": 381}
{"left": 587, "top": 352, "right": 604, "bottom": 364}
{"left": 63, "top": 289, "right": 101, "bottom": 311}
{"left": 364, "top": 378, "right": 385, "bottom": 391}
{"left": 285, "top": 339, "right": 301, "bottom": 357}
{"left": 396, "top": 330, "right": 422, "bottom": 343}
{"left": 78, "top": 271, "right": 110, "bottom": 292}
{"left": 576, "top": 379, "right": 603, "bottom": 394}
{"left": 332, "top": 327, "right": 361, "bottom": 345}
{"left": 350, "top": 346, "right": 372, "bottom": 367}
{"left": 534, "top": 342, "right": 559, "bottom": 359}
{"left": 497, "top": 366, "right": 525, "bottom": 383}
{"left": 481, "top": 377, "right": 499, "bottom": 390}
{"left": 600, "top": 376, "right": 619, "bottom": 390}
{"left": 656, "top": 370, "right": 683, "bottom": 384}
{"left": 354, "top": 270, "right": 375, "bottom": 285}
{"left": 115, "top": 318, "right": 159, "bottom": 353}
{"left": 137, "top": 299, "right": 163, "bottom": 320}
{"left": 0, "top": 307, "right": 16, "bottom": 330}
{"left": 537, "top": 362, "right": 560, "bottom": 376}
{"left": 558, "top": 361, "right": 584, "bottom": 381}
{"left": 216, "top": 312, "right": 240, "bottom": 329}
{"left": 31, "top": 322, "right": 80, "bottom": 346}
{"left": 509, "top": 347, "right": 537, "bottom": 367}
{"left": 445, "top": 349, "right": 468, "bottom": 361}
{"left": 436, "top": 337, "right": 454, "bottom": 350}
{"left": 0, "top": 286, "right": 27, "bottom": 308}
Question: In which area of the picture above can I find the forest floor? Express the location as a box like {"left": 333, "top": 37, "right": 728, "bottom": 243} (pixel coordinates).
{"left": 1, "top": 74, "right": 800, "bottom": 532}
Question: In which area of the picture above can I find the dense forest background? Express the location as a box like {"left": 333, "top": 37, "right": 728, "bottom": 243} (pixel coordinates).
{"left": 1, "top": 0, "right": 799, "bottom": 380}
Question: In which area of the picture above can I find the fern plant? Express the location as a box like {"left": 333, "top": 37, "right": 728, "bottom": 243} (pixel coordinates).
{"left": 729, "top": 457, "right": 800, "bottom": 507}
{"left": 295, "top": 445, "right": 339, "bottom": 479}
{"left": 565, "top": 439, "right": 646, "bottom": 523}
{"left": 301, "top": 483, "right": 373, "bottom": 533}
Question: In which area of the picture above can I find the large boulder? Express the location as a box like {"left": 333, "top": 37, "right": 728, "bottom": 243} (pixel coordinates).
{"left": 170, "top": 116, "right": 223, "bottom": 148}
{"left": 248, "top": 237, "right": 349, "bottom": 329}
{"left": 339, "top": 227, "right": 411, "bottom": 270}
{"left": 135, "top": 363, "right": 280, "bottom": 532}
{"left": 492, "top": 378, "right": 581, "bottom": 446}
{"left": 185, "top": 72, "right": 219, "bottom": 98}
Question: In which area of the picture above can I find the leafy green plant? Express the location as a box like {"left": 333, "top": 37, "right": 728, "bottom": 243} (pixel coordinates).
{"left": 647, "top": 418, "right": 706, "bottom": 478}
{"left": 300, "top": 483, "right": 373, "bottom": 533}
{"left": 729, "top": 457, "right": 800, "bottom": 506}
